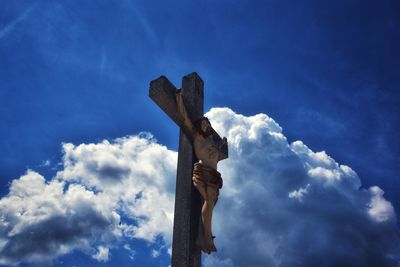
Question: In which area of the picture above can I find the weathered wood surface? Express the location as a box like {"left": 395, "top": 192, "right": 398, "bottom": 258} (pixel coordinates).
{"left": 149, "top": 76, "right": 182, "bottom": 127}
{"left": 172, "top": 73, "right": 203, "bottom": 267}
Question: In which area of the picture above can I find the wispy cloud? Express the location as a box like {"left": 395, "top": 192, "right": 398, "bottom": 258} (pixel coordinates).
{"left": 0, "top": 3, "right": 37, "bottom": 40}
{"left": 126, "top": 2, "right": 157, "bottom": 45}
{"left": 99, "top": 47, "right": 108, "bottom": 74}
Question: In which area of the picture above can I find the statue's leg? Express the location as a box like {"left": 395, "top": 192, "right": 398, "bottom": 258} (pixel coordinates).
{"left": 193, "top": 174, "right": 209, "bottom": 253}
{"left": 196, "top": 215, "right": 207, "bottom": 253}
{"left": 202, "top": 185, "right": 218, "bottom": 253}
{"left": 193, "top": 172, "right": 220, "bottom": 253}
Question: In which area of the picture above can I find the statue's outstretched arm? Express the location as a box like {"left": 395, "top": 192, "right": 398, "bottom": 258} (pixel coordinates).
{"left": 175, "top": 91, "right": 198, "bottom": 140}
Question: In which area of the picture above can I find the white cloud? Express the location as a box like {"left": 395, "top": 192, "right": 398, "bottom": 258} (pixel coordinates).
{"left": 0, "top": 170, "right": 120, "bottom": 266}
{"left": 288, "top": 184, "right": 310, "bottom": 202}
{"left": 203, "top": 255, "right": 235, "bottom": 267}
{"left": 368, "top": 186, "right": 395, "bottom": 223}
{"left": 0, "top": 134, "right": 176, "bottom": 266}
{"left": 204, "top": 107, "right": 399, "bottom": 267}
{"left": 40, "top": 159, "right": 51, "bottom": 167}
{"left": 92, "top": 246, "right": 109, "bottom": 262}
{"left": 123, "top": 244, "right": 136, "bottom": 260}
{"left": 151, "top": 249, "right": 161, "bottom": 258}
{"left": 0, "top": 108, "right": 398, "bottom": 266}
{"left": 57, "top": 134, "right": 176, "bottom": 244}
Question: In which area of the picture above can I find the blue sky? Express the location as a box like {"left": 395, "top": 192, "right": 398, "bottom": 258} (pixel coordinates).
{"left": 0, "top": 1, "right": 399, "bottom": 266}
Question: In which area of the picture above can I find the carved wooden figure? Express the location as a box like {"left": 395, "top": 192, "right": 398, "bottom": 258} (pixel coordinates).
{"left": 176, "top": 91, "right": 227, "bottom": 253}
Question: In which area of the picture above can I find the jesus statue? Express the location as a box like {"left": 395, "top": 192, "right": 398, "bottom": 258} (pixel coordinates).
{"left": 175, "top": 91, "right": 227, "bottom": 254}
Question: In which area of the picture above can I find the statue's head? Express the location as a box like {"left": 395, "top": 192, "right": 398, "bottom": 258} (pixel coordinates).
{"left": 195, "top": 117, "right": 213, "bottom": 137}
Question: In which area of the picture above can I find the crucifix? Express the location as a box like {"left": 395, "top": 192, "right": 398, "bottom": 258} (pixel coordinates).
{"left": 149, "top": 72, "right": 228, "bottom": 267}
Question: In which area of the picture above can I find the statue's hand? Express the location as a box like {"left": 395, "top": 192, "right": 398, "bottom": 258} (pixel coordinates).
{"left": 175, "top": 90, "right": 185, "bottom": 111}
{"left": 175, "top": 90, "right": 185, "bottom": 119}
{"left": 219, "top": 137, "right": 227, "bottom": 150}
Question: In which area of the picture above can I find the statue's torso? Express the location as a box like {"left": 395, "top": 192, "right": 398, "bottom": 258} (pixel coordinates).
{"left": 193, "top": 135, "right": 219, "bottom": 169}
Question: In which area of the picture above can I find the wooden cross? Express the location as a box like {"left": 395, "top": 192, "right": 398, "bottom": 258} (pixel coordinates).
{"left": 149, "top": 72, "right": 228, "bottom": 267}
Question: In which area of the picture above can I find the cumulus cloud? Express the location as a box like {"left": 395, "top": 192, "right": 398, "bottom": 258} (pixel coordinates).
{"left": 204, "top": 107, "right": 399, "bottom": 267}
{"left": 0, "top": 170, "right": 119, "bottom": 265}
{"left": 368, "top": 186, "right": 395, "bottom": 223}
{"left": 57, "top": 134, "right": 176, "bottom": 244}
{"left": 0, "top": 108, "right": 398, "bottom": 266}
{"left": 0, "top": 134, "right": 176, "bottom": 266}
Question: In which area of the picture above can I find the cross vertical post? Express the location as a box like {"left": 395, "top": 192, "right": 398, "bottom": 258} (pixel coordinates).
{"left": 172, "top": 73, "right": 203, "bottom": 267}
{"left": 149, "top": 72, "right": 204, "bottom": 267}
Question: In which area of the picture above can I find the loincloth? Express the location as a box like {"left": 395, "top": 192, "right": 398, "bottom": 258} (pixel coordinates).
{"left": 192, "top": 162, "right": 223, "bottom": 190}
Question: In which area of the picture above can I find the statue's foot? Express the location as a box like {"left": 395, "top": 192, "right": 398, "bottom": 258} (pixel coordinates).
{"left": 196, "top": 236, "right": 217, "bottom": 254}
{"left": 204, "top": 238, "right": 217, "bottom": 254}
{"left": 196, "top": 224, "right": 211, "bottom": 253}
{"left": 204, "top": 245, "right": 216, "bottom": 254}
